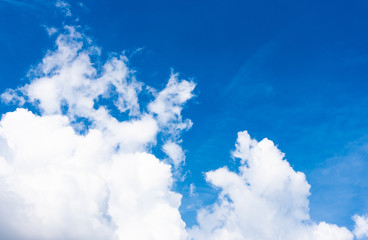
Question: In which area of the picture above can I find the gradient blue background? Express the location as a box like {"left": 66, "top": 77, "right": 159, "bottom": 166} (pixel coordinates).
{"left": 1, "top": 0, "right": 368, "bottom": 229}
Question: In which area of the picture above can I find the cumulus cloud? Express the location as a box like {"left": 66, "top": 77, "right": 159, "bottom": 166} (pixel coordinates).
{"left": 0, "top": 26, "right": 193, "bottom": 240}
{"left": 163, "top": 141, "right": 186, "bottom": 167}
{"left": 189, "top": 131, "right": 355, "bottom": 240}
{"left": 353, "top": 215, "right": 368, "bottom": 239}
{"left": 148, "top": 71, "right": 195, "bottom": 167}
{"left": 0, "top": 24, "right": 366, "bottom": 240}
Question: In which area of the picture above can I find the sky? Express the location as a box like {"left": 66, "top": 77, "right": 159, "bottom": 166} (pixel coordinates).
{"left": 0, "top": 0, "right": 368, "bottom": 239}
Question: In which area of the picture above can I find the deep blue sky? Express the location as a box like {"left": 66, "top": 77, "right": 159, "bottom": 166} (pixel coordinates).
{"left": 1, "top": 0, "right": 368, "bottom": 228}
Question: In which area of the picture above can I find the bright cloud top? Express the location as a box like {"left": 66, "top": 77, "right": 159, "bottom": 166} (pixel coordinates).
{"left": 0, "top": 26, "right": 365, "bottom": 240}
{"left": 190, "top": 131, "right": 354, "bottom": 240}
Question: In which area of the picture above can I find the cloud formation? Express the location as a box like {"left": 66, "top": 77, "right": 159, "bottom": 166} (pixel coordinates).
{"left": 0, "top": 26, "right": 192, "bottom": 240}
{"left": 0, "top": 25, "right": 366, "bottom": 240}
{"left": 55, "top": 0, "right": 71, "bottom": 17}
{"left": 353, "top": 215, "right": 368, "bottom": 239}
{"left": 189, "top": 131, "right": 355, "bottom": 240}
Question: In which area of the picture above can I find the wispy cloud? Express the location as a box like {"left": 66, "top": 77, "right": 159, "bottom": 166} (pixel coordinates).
{"left": 55, "top": 0, "right": 71, "bottom": 17}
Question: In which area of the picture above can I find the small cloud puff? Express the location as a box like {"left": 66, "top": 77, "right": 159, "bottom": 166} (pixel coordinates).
{"left": 353, "top": 215, "right": 368, "bottom": 239}
{"left": 163, "top": 141, "right": 186, "bottom": 167}
{"left": 56, "top": 0, "right": 72, "bottom": 17}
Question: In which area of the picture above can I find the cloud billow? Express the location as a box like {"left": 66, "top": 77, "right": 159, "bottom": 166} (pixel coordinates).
{"left": 0, "top": 26, "right": 366, "bottom": 240}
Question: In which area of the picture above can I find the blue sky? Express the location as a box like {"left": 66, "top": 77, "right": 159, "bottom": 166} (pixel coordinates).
{"left": 1, "top": 0, "right": 368, "bottom": 238}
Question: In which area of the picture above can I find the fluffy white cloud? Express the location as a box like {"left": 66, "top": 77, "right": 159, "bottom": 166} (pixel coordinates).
{"left": 163, "top": 141, "right": 186, "bottom": 167}
{"left": 22, "top": 26, "right": 142, "bottom": 119}
{"left": 0, "top": 108, "right": 188, "bottom": 240}
{"left": 148, "top": 72, "right": 195, "bottom": 166}
{"left": 148, "top": 73, "right": 195, "bottom": 128}
{"left": 353, "top": 215, "right": 368, "bottom": 239}
{"left": 0, "top": 25, "right": 365, "bottom": 240}
{"left": 189, "top": 131, "right": 354, "bottom": 240}
{"left": 0, "top": 26, "right": 193, "bottom": 240}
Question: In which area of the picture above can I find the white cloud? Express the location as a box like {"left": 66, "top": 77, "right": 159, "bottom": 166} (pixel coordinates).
{"left": 18, "top": 26, "right": 144, "bottom": 125}
{"left": 56, "top": 0, "right": 72, "bottom": 17}
{"left": 148, "top": 72, "right": 195, "bottom": 133}
{"left": 0, "top": 26, "right": 193, "bottom": 240}
{"left": 163, "top": 141, "right": 186, "bottom": 167}
{"left": 189, "top": 131, "right": 354, "bottom": 240}
{"left": 353, "top": 215, "right": 368, "bottom": 239}
{"left": 0, "top": 108, "right": 188, "bottom": 240}
{"left": 189, "top": 183, "right": 197, "bottom": 197}
{"left": 1, "top": 88, "right": 25, "bottom": 105}
{"left": 44, "top": 26, "right": 58, "bottom": 36}
{"left": 0, "top": 25, "right": 365, "bottom": 240}
{"left": 148, "top": 72, "right": 195, "bottom": 168}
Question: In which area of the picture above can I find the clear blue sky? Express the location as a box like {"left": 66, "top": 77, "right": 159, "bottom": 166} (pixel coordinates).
{"left": 1, "top": 0, "right": 368, "bottom": 230}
